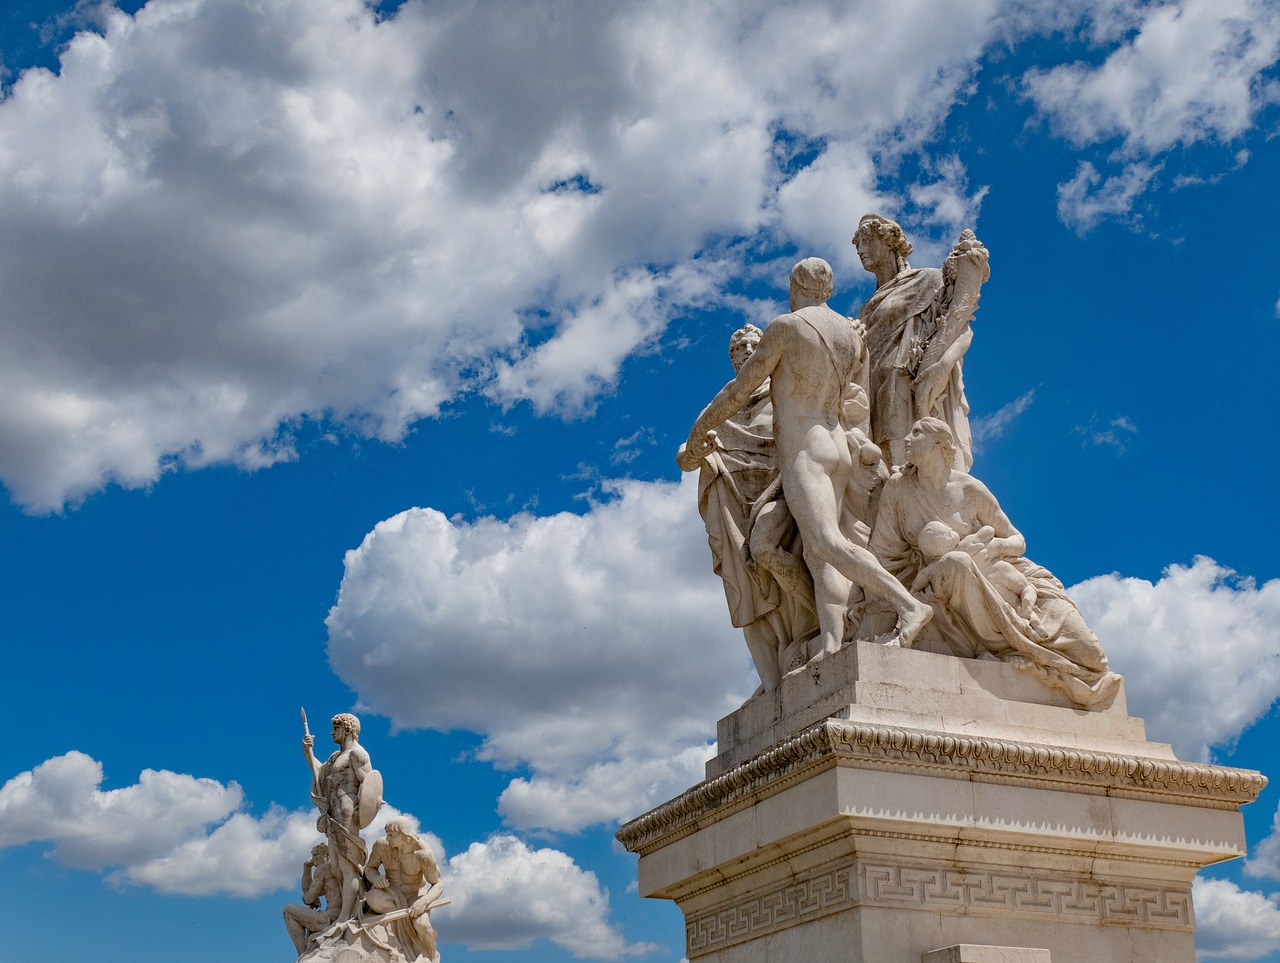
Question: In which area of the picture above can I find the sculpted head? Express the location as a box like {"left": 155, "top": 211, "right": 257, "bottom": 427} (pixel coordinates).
{"left": 331, "top": 713, "right": 361, "bottom": 743}
{"left": 853, "top": 214, "right": 912, "bottom": 273}
{"left": 728, "top": 324, "right": 763, "bottom": 372}
{"left": 919, "top": 520, "right": 960, "bottom": 560}
{"left": 904, "top": 417, "right": 957, "bottom": 468}
{"left": 789, "top": 257, "right": 833, "bottom": 307}
{"left": 384, "top": 815, "right": 420, "bottom": 846}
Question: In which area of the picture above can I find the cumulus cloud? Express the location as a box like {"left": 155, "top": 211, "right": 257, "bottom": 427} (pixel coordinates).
{"left": 1246, "top": 805, "right": 1280, "bottom": 883}
{"left": 1022, "top": 0, "right": 1280, "bottom": 232}
{"left": 442, "top": 834, "right": 654, "bottom": 959}
{"left": 1070, "top": 557, "right": 1280, "bottom": 761}
{"left": 0, "top": 0, "right": 1030, "bottom": 512}
{"left": 4, "top": 0, "right": 1276, "bottom": 507}
{"left": 1193, "top": 877, "right": 1280, "bottom": 960}
{"left": 1022, "top": 0, "right": 1280, "bottom": 156}
{"left": 0, "top": 753, "right": 641, "bottom": 956}
{"left": 0, "top": 751, "right": 242, "bottom": 869}
{"left": 118, "top": 804, "right": 320, "bottom": 896}
{"left": 326, "top": 474, "right": 752, "bottom": 831}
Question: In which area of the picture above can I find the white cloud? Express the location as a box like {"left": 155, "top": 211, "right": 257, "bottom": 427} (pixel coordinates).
{"left": 117, "top": 804, "right": 320, "bottom": 896}
{"left": 1073, "top": 411, "right": 1140, "bottom": 452}
{"left": 1055, "top": 160, "right": 1162, "bottom": 235}
{"left": 119, "top": 800, "right": 427, "bottom": 898}
{"left": 1193, "top": 877, "right": 1280, "bottom": 961}
{"left": 0, "top": 753, "right": 643, "bottom": 956}
{"left": 1247, "top": 806, "right": 1280, "bottom": 883}
{"left": 1022, "top": 0, "right": 1280, "bottom": 232}
{"left": 441, "top": 834, "right": 655, "bottom": 959}
{"left": 326, "top": 474, "right": 752, "bottom": 831}
{"left": 0, "top": 751, "right": 242, "bottom": 869}
{"left": 1070, "top": 557, "right": 1280, "bottom": 761}
{"left": 1022, "top": 0, "right": 1280, "bottom": 156}
{"left": 0, "top": 0, "right": 1031, "bottom": 511}
{"left": 497, "top": 747, "right": 711, "bottom": 834}
{"left": 970, "top": 388, "right": 1035, "bottom": 448}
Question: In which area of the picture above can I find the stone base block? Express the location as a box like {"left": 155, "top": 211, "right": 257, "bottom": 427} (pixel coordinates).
{"left": 618, "top": 644, "right": 1266, "bottom": 963}
{"left": 922, "top": 947, "right": 1050, "bottom": 963}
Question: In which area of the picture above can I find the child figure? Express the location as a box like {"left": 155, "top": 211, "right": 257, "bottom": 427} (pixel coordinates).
{"left": 912, "top": 521, "right": 1043, "bottom": 634}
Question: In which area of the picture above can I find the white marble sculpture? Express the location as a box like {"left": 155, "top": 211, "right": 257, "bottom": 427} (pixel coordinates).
{"left": 869, "top": 417, "right": 1121, "bottom": 705}
{"left": 678, "top": 324, "right": 818, "bottom": 687}
{"left": 853, "top": 214, "right": 988, "bottom": 471}
{"left": 303, "top": 711, "right": 382, "bottom": 922}
{"left": 361, "top": 818, "right": 445, "bottom": 963}
{"left": 292, "top": 712, "right": 448, "bottom": 963}
{"left": 679, "top": 224, "right": 1119, "bottom": 710}
{"left": 680, "top": 258, "right": 934, "bottom": 661}
{"left": 284, "top": 843, "right": 344, "bottom": 954}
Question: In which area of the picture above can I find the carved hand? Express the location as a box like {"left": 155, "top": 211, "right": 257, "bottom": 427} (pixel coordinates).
{"left": 913, "top": 364, "right": 947, "bottom": 414}
{"left": 678, "top": 430, "right": 718, "bottom": 470}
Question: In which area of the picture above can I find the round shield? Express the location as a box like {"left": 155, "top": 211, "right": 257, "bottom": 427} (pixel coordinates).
{"left": 356, "top": 769, "right": 384, "bottom": 830}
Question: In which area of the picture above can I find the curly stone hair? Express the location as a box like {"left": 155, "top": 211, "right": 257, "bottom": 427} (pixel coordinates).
{"left": 331, "top": 712, "right": 361, "bottom": 739}
{"left": 854, "top": 213, "right": 912, "bottom": 272}
{"left": 728, "top": 323, "right": 763, "bottom": 356}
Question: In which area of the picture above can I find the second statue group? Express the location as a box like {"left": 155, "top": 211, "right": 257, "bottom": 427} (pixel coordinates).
{"left": 679, "top": 213, "right": 1119, "bottom": 708}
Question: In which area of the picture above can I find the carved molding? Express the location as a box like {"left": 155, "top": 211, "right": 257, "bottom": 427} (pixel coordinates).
{"left": 617, "top": 719, "right": 1266, "bottom": 854}
{"left": 684, "top": 856, "right": 1192, "bottom": 956}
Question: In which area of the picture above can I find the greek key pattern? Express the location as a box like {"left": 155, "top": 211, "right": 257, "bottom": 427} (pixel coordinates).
{"left": 861, "top": 863, "right": 1191, "bottom": 928}
{"left": 684, "top": 860, "right": 1191, "bottom": 955}
{"left": 686, "top": 865, "right": 856, "bottom": 953}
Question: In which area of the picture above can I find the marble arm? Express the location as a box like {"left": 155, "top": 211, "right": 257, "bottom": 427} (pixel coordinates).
{"left": 684, "top": 329, "right": 781, "bottom": 458}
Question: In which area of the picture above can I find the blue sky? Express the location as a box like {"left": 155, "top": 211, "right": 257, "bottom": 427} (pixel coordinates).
{"left": 1, "top": 1, "right": 1279, "bottom": 961}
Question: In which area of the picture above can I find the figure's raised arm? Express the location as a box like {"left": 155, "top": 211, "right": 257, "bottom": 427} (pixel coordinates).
{"left": 684, "top": 323, "right": 784, "bottom": 452}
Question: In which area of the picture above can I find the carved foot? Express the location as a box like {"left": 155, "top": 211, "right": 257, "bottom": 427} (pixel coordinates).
{"left": 888, "top": 601, "right": 933, "bottom": 649}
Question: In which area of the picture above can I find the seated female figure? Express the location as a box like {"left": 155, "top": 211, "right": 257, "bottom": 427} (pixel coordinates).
{"left": 870, "top": 418, "right": 1120, "bottom": 707}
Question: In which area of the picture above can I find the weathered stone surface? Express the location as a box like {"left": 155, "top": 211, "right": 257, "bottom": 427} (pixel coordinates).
{"left": 618, "top": 648, "right": 1265, "bottom": 963}
{"left": 922, "top": 946, "right": 1051, "bottom": 963}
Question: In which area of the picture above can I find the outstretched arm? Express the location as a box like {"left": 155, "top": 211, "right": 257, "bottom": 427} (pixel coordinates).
{"left": 683, "top": 324, "right": 784, "bottom": 463}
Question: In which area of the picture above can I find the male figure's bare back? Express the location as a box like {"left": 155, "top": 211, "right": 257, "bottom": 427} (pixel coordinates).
{"left": 683, "top": 258, "right": 932, "bottom": 657}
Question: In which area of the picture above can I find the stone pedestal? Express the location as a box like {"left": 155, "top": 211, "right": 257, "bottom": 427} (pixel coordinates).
{"left": 616, "top": 642, "right": 1266, "bottom": 963}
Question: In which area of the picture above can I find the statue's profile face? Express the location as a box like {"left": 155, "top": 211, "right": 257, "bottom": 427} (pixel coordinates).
{"left": 331, "top": 721, "right": 344, "bottom": 744}
{"left": 904, "top": 423, "right": 943, "bottom": 465}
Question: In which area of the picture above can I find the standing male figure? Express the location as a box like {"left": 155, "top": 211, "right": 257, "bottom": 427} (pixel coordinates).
{"left": 682, "top": 258, "right": 933, "bottom": 656}
{"left": 302, "top": 712, "right": 380, "bottom": 922}
{"left": 364, "top": 817, "right": 445, "bottom": 963}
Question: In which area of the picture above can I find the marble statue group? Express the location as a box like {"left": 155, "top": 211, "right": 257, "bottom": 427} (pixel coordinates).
{"left": 680, "top": 213, "right": 1120, "bottom": 707}
{"left": 284, "top": 712, "right": 446, "bottom": 963}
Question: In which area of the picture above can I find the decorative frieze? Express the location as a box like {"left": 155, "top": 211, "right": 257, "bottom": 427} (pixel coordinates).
{"left": 683, "top": 857, "right": 1192, "bottom": 956}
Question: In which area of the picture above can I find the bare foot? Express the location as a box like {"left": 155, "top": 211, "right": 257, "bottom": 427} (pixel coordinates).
{"left": 891, "top": 600, "right": 933, "bottom": 649}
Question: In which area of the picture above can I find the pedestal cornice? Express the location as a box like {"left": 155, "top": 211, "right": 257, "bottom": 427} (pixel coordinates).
{"left": 617, "top": 718, "right": 1267, "bottom": 856}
